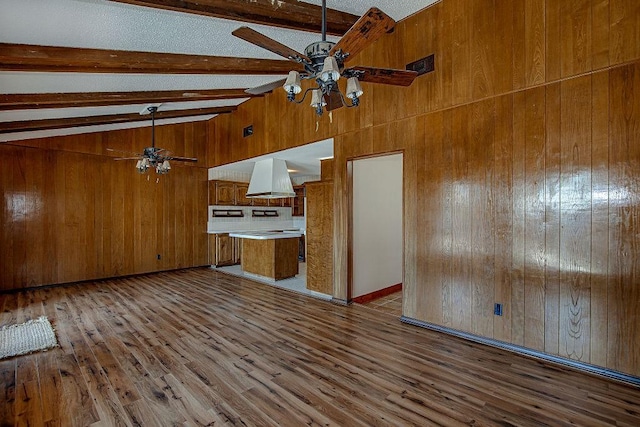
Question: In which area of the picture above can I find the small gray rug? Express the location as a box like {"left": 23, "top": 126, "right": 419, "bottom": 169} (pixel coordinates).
{"left": 0, "top": 316, "right": 58, "bottom": 359}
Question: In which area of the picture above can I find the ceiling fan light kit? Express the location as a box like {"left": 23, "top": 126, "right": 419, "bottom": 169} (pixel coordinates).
{"left": 236, "top": 1, "right": 418, "bottom": 118}
{"left": 107, "top": 104, "right": 197, "bottom": 176}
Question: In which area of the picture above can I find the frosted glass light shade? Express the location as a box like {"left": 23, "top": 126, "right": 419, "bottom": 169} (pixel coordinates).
{"left": 320, "top": 56, "right": 340, "bottom": 82}
{"left": 346, "top": 77, "right": 363, "bottom": 99}
{"left": 283, "top": 70, "right": 302, "bottom": 94}
{"left": 310, "top": 89, "right": 326, "bottom": 108}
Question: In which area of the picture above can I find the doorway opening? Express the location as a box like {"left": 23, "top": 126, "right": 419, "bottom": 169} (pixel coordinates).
{"left": 349, "top": 153, "right": 403, "bottom": 316}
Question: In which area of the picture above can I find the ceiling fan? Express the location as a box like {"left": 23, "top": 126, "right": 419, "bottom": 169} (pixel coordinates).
{"left": 233, "top": 0, "right": 418, "bottom": 115}
{"left": 107, "top": 106, "right": 198, "bottom": 175}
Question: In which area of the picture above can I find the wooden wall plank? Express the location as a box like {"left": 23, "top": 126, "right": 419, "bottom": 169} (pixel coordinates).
{"left": 560, "top": 0, "right": 593, "bottom": 78}
{"left": 544, "top": 82, "right": 562, "bottom": 356}
{"left": 609, "top": 0, "right": 640, "bottom": 64}
{"left": 469, "top": 99, "right": 495, "bottom": 337}
{"left": 511, "top": 91, "right": 527, "bottom": 346}
{"left": 592, "top": 0, "right": 611, "bottom": 69}
{"left": 559, "top": 75, "right": 593, "bottom": 363}
{"left": 523, "top": 86, "right": 547, "bottom": 351}
{"left": 608, "top": 61, "right": 640, "bottom": 374}
{"left": 450, "top": 104, "right": 472, "bottom": 331}
{"left": 439, "top": 111, "right": 454, "bottom": 329}
{"left": 525, "top": 0, "right": 546, "bottom": 85}
{"left": 493, "top": 94, "right": 514, "bottom": 342}
{"left": 590, "top": 70, "right": 610, "bottom": 368}
{"left": 419, "top": 112, "right": 444, "bottom": 324}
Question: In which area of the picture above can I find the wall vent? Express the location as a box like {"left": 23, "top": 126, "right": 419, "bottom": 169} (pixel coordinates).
{"left": 406, "top": 54, "right": 435, "bottom": 76}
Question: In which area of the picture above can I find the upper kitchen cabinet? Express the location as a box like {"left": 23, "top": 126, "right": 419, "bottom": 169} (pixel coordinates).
{"left": 235, "top": 183, "right": 251, "bottom": 206}
{"left": 209, "top": 180, "right": 251, "bottom": 206}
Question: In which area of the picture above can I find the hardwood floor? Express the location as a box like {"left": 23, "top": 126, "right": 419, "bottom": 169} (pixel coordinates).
{"left": 359, "top": 291, "right": 403, "bottom": 317}
{"left": 1, "top": 268, "right": 639, "bottom": 426}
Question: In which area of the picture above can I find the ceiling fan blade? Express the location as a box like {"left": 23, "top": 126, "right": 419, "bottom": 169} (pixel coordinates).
{"left": 168, "top": 156, "right": 199, "bottom": 163}
{"left": 232, "top": 27, "right": 309, "bottom": 62}
{"left": 113, "top": 156, "right": 142, "bottom": 161}
{"left": 245, "top": 78, "right": 287, "bottom": 95}
{"left": 107, "top": 147, "right": 141, "bottom": 156}
{"left": 329, "top": 8, "right": 395, "bottom": 62}
{"left": 323, "top": 89, "right": 344, "bottom": 112}
{"left": 347, "top": 66, "right": 418, "bottom": 86}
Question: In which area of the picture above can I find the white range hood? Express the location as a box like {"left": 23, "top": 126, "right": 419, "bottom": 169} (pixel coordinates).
{"left": 246, "top": 158, "right": 295, "bottom": 199}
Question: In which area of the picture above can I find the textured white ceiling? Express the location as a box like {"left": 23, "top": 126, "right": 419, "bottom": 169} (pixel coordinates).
{"left": 0, "top": 0, "right": 439, "bottom": 143}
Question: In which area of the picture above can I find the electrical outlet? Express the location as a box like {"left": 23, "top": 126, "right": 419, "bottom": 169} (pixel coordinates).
{"left": 494, "top": 303, "right": 503, "bottom": 316}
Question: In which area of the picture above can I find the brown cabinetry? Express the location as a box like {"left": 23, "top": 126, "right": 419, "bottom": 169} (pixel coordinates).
{"left": 209, "top": 233, "right": 241, "bottom": 267}
{"left": 213, "top": 181, "right": 235, "bottom": 205}
{"left": 305, "top": 181, "right": 333, "bottom": 294}
{"left": 209, "top": 180, "right": 270, "bottom": 207}
{"left": 292, "top": 185, "right": 305, "bottom": 216}
{"left": 235, "top": 183, "right": 251, "bottom": 206}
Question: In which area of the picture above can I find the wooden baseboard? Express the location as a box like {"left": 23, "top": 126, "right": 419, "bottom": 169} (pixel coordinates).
{"left": 352, "top": 283, "right": 402, "bottom": 304}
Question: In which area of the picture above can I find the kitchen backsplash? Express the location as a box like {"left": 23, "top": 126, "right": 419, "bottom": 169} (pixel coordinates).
{"left": 208, "top": 205, "right": 305, "bottom": 234}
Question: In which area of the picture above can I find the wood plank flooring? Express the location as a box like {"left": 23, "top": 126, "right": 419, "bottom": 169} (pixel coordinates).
{"left": 1, "top": 268, "right": 640, "bottom": 426}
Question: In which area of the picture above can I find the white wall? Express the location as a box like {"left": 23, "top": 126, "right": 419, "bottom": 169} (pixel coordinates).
{"left": 352, "top": 153, "right": 403, "bottom": 298}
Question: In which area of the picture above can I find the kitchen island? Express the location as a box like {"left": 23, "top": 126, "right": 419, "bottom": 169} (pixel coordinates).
{"left": 229, "top": 231, "right": 302, "bottom": 280}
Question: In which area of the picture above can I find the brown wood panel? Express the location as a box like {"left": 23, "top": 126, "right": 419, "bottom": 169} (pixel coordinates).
{"left": 525, "top": 0, "right": 546, "bottom": 85}
{"left": 419, "top": 112, "right": 444, "bottom": 324}
{"left": 559, "top": 74, "right": 593, "bottom": 363}
{"left": 592, "top": 0, "right": 611, "bottom": 69}
{"left": 610, "top": 0, "right": 640, "bottom": 64}
{"left": 306, "top": 181, "right": 333, "bottom": 295}
{"left": 511, "top": 90, "right": 527, "bottom": 346}
{"left": 523, "top": 86, "right": 546, "bottom": 351}
{"left": 544, "top": 82, "right": 562, "bottom": 356}
{"left": 450, "top": 104, "right": 472, "bottom": 332}
{"left": 590, "top": 70, "right": 610, "bottom": 368}
{"left": 493, "top": 94, "right": 514, "bottom": 343}
{"left": 450, "top": 0, "right": 472, "bottom": 105}
{"left": 608, "top": 61, "right": 640, "bottom": 375}
{"left": 0, "top": 120, "right": 210, "bottom": 289}
{"left": 469, "top": 99, "right": 495, "bottom": 338}
{"left": 560, "top": 0, "right": 593, "bottom": 77}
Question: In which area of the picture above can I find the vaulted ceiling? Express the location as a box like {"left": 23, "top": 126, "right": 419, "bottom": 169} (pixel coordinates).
{"left": 0, "top": 0, "right": 437, "bottom": 143}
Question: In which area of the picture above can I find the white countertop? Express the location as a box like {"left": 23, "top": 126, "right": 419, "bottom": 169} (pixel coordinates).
{"left": 229, "top": 231, "right": 302, "bottom": 240}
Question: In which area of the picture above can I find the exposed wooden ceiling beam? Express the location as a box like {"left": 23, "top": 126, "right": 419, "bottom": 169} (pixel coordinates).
{"left": 0, "top": 89, "right": 257, "bottom": 110}
{"left": 0, "top": 106, "right": 236, "bottom": 134}
{"left": 108, "top": 0, "right": 358, "bottom": 36}
{"left": 0, "top": 43, "right": 302, "bottom": 74}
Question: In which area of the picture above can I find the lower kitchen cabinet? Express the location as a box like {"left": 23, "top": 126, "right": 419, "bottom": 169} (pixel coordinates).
{"left": 210, "top": 233, "right": 241, "bottom": 267}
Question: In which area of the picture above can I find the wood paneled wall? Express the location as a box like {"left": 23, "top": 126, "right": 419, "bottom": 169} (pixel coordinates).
{"left": 207, "top": 0, "right": 640, "bottom": 376}
{"left": 0, "top": 122, "right": 209, "bottom": 290}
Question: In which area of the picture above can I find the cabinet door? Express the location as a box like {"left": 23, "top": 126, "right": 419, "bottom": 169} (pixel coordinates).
{"left": 208, "top": 234, "right": 217, "bottom": 265}
{"left": 292, "top": 185, "right": 305, "bottom": 216}
{"left": 235, "top": 183, "right": 251, "bottom": 206}
{"left": 215, "top": 181, "right": 235, "bottom": 205}
{"left": 252, "top": 197, "right": 268, "bottom": 206}
{"left": 233, "top": 237, "right": 242, "bottom": 264}
{"left": 215, "top": 234, "right": 235, "bottom": 266}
